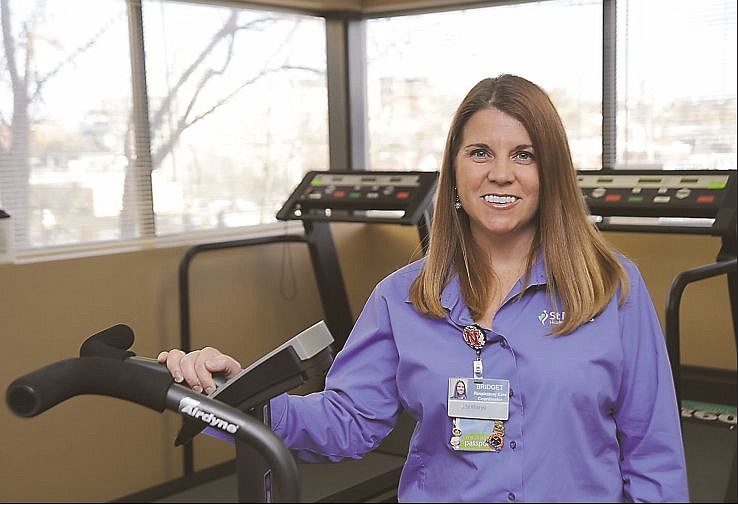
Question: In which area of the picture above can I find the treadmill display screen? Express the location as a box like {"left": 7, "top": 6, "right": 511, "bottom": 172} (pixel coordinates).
{"left": 277, "top": 170, "right": 438, "bottom": 224}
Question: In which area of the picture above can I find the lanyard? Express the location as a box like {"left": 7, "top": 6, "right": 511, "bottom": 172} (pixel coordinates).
{"left": 462, "top": 324, "right": 487, "bottom": 381}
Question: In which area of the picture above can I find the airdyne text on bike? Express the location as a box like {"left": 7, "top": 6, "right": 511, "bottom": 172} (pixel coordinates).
{"left": 179, "top": 397, "right": 239, "bottom": 434}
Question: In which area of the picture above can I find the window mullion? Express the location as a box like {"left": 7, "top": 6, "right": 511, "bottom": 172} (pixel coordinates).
{"left": 325, "top": 14, "right": 368, "bottom": 171}
{"left": 602, "top": 0, "right": 617, "bottom": 170}
{"left": 127, "top": 0, "right": 155, "bottom": 238}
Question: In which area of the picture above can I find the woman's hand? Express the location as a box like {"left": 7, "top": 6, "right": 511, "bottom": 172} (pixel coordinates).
{"left": 157, "top": 347, "right": 242, "bottom": 395}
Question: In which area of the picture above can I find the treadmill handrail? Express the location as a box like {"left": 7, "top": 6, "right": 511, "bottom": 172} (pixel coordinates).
{"left": 664, "top": 258, "right": 738, "bottom": 406}
{"left": 5, "top": 356, "right": 300, "bottom": 503}
{"left": 179, "top": 234, "right": 309, "bottom": 353}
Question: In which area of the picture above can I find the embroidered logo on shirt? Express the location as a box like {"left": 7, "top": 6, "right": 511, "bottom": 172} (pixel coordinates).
{"left": 538, "top": 310, "right": 565, "bottom": 326}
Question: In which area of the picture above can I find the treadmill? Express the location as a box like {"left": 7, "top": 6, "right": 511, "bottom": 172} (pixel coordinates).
{"left": 578, "top": 168, "right": 737, "bottom": 502}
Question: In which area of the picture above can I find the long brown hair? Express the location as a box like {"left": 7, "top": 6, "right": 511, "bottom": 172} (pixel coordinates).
{"left": 409, "top": 74, "right": 628, "bottom": 335}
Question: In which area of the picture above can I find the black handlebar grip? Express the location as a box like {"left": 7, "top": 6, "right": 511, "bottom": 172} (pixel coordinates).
{"left": 79, "top": 324, "right": 136, "bottom": 360}
{"left": 6, "top": 357, "right": 173, "bottom": 417}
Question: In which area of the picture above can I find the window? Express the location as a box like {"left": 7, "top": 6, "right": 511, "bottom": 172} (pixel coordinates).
{"left": 0, "top": 0, "right": 132, "bottom": 250}
{"left": 366, "top": 0, "right": 603, "bottom": 172}
{"left": 366, "top": 0, "right": 737, "bottom": 174}
{"left": 0, "top": 0, "right": 328, "bottom": 253}
{"left": 143, "top": 1, "right": 328, "bottom": 236}
{"left": 617, "top": 0, "right": 736, "bottom": 170}
{"left": 3, "top": 0, "right": 735, "bottom": 256}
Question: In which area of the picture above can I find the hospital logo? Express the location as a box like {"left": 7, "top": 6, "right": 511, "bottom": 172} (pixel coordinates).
{"left": 538, "top": 310, "right": 565, "bottom": 326}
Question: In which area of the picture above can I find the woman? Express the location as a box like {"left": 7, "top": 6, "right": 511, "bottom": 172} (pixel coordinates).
{"left": 451, "top": 379, "right": 467, "bottom": 400}
{"left": 160, "top": 75, "right": 688, "bottom": 502}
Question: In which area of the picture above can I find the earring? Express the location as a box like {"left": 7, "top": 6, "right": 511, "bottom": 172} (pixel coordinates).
{"left": 454, "top": 187, "right": 462, "bottom": 210}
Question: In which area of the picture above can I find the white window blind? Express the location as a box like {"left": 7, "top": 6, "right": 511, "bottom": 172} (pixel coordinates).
{"left": 0, "top": 0, "right": 134, "bottom": 251}
{"left": 616, "top": 0, "right": 737, "bottom": 170}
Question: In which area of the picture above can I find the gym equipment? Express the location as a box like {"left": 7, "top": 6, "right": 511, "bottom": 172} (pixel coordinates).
{"left": 180, "top": 170, "right": 437, "bottom": 360}
{"left": 578, "top": 168, "right": 737, "bottom": 502}
{"left": 5, "top": 321, "right": 335, "bottom": 503}
{"left": 578, "top": 168, "right": 736, "bottom": 398}
{"left": 172, "top": 170, "right": 437, "bottom": 499}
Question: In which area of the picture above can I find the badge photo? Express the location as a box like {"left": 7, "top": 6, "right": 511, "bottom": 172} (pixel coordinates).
{"left": 447, "top": 377, "right": 510, "bottom": 420}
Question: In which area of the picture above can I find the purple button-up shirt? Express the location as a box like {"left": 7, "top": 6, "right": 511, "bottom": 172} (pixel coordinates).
{"left": 271, "top": 255, "right": 689, "bottom": 502}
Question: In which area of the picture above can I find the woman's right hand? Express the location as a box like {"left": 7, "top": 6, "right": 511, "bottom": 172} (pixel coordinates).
{"left": 157, "top": 347, "right": 242, "bottom": 395}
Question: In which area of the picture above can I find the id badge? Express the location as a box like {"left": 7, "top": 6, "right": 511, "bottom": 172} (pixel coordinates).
{"left": 447, "top": 377, "right": 510, "bottom": 420}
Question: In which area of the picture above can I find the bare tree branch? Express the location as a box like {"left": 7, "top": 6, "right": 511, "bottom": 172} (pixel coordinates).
{"left": 150, "top": 64, "right": 322, "bottom": 168}
{"left": 189, "top": 65, "right": 323, "bottom": 128}
{"left": 149, "top": 12, "right": 280, "bottom": 132}
{"left": 1, "top": 0, "right": 22, "bottom": 92}
{"left": 30, "top": 9, "right": 124, "bottom": 103}
{"left": 149, "top": 15, "right": 309, "bottom": 168}
{"left": 24, "top": 19, "right": 35, "bottom": 95}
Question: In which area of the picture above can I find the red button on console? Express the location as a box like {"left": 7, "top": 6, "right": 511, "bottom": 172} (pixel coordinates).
{"left": 605, "top": 194, "right": 621, "bottom": 202}
{"left": 396, "top": 191, "right": 410, "bottom": 200}
{"left": 697, "top": 195, "right": 715, "bottom": 203}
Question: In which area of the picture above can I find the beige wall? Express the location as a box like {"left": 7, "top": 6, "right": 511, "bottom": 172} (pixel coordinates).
{"left": 0, "top": 241, "right": 325, "bottom": 502}
{"left": 0, "top": 225, "right": 734, "bottom": 501}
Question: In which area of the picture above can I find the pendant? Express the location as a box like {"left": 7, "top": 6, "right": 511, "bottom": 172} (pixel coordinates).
{"left": 485, "top": 420, "right": 505, "bottom": 452}
{"left": 450, "top": 426, "right": 462, "bottom": 448}
{"left": 462, "top": 325, "right": 486, "bottom": 351}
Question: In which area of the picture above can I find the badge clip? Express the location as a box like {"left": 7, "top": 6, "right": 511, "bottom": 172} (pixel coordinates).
{"left": 473, "top": 358, "right": 483, "bottom": 382}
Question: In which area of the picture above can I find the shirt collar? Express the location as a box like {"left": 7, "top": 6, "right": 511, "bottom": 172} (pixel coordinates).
{"left": 405, "top": 253, "right": 549, "bottom": 326}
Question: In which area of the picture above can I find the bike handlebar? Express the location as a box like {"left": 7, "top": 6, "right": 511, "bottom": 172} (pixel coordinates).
{"left": 6, "top": 357, "right": 172, "bottom": 417}
{"left": 6, "top": 355, "right": 300, "bottom": 502}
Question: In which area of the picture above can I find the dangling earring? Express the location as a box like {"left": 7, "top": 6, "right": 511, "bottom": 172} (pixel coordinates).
{"left": 454, "top": 187, "right": 462, "bottom": 210}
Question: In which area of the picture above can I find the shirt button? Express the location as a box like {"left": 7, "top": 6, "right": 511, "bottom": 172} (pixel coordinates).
{"left": 500, "top": 340, "right": 507, "bottom": 348}
{"left": 507, "top": 492, "right": 516, "bottom": 502}
{"left": 510, "top": 440, "right": 517, "bottom": 449}
{"left": 509, "top": 388, "right": 514, "bottom": 397}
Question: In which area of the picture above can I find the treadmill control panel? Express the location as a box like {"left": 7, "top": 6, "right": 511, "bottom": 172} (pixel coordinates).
{"left": 578, "top": 170, "right": 736, "bottom": 219}
{"left": 577, "top": 169, "right": 736, "bottom": 235}
{"left": 277, "top": 170, "right": 438, "bottom": 225}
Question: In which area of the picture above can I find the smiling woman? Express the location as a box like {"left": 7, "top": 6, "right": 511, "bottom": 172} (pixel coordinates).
{"left": 412, "top": 75, "right": 627, "bottom": 334}
{"left": 454, "top": 107, "right": 540, "bottom": 252}
{"left": 163, "top": 74, "right": 690, "bottom": 503}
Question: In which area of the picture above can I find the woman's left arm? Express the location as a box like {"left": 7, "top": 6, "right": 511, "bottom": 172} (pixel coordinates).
{"left": 614, "top": 265, "right": 689, "bottom": 502}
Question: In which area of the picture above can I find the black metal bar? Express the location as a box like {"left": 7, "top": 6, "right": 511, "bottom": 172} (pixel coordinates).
{"left": 178, "top": 233, "right": 308, "bottom": 476}
{"left": 165, "top": 386, "right": 300, "bottom": 503}
{"left": 416, "top": 207, "right": 433, "bottom": 256}
{"left": 725, "top": 450, "right": 738, "bottom": 503}
{"left": 304, "top": 221, "right": 354, "bottom": 351}
{"left": 235, "top": 402, "right": 272, "bottom": 503}
{"left": 179, "top": 235, "right": 308, "bottom": 352}
{"left": 664, "top": 258, "right": 738, "bottom": 405}
{"left": 594, "top": 223, "right": 718, "bottom": 236}
{"left": 602, "top": 0, "right": 617, "bottom": 170}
